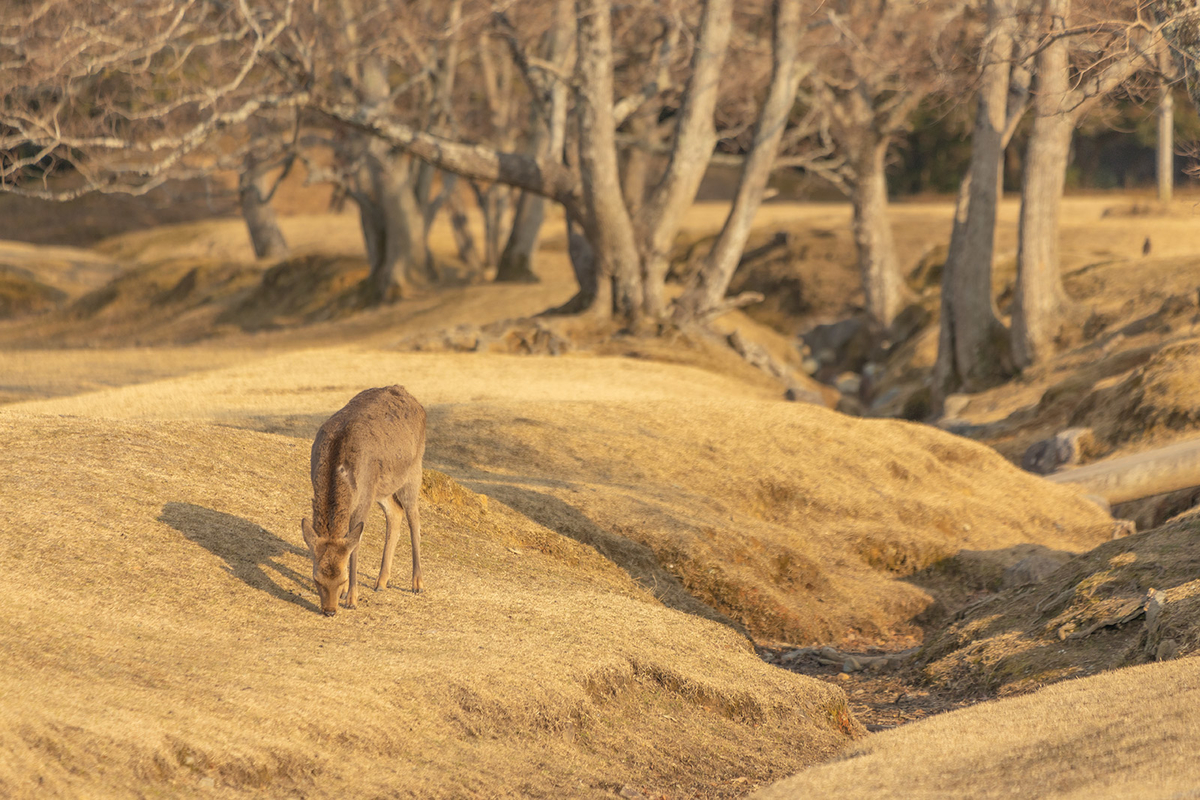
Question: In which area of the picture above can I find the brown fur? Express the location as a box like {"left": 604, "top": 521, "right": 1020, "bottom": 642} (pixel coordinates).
{"left": 301, "top": 385, "right": 426, "bottom": 615}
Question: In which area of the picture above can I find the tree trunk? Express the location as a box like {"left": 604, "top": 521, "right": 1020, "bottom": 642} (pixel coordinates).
{"left": 673, "top": 0, "right": 805, "bottom": 323}
{"left": 475, "top": 182, "right": 512, "bottom": 270}
{"left": 636, "top": 0, "right": 733, "bottom": 318}
{"left": 621, "top": 110, "right": 657, "bottom": 218}
{"left": 1011, "top": 0, "right": 1072, "bottom": 369}
{"left": 238, "top": 158, "right": 288, "bottom": 260}
{"left": 358, "top": 145, "right": 430, "bottom": 302}
{"left": 1158, "top": 80, "right": 1174, "bottom": 205}
{"left": 496, "top": 0, "right": 572, "bottom": 284}
{"left": 934, "top": 0, "right": 1017, "bottom": 394}
{"left": 851, "top": 141, "right": 906, "bottom": 328}
{"left": 496, "top": 191, "right": 544, "bottom": 282}
{"left": 446, "top": 186, "right": 482, "bottom": 273}
{"left": 575, "top": 0, "right": 643, "bottom": 321}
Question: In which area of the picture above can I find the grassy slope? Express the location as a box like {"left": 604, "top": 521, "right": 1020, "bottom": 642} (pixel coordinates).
{"left": 753, "top": 655, "right": 1200, "bottom": 800}
{"left": 6, "top": 193, "right": 1200, "bottom": 797}
{"left": 0, "top": 413, "right": 859, "bottom": 798}
{"left": 7, "top": 349, "right": 1114, "bottom": 647}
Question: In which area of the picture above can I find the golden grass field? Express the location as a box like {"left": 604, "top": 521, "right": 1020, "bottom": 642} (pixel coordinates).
{"left": 3, "top": 187, "right": 1200, "bottom": 797}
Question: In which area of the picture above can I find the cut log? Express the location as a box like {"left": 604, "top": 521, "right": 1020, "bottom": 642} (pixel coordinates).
{"left": 1046, "top": 438, "right": 1200, "bottom": 505}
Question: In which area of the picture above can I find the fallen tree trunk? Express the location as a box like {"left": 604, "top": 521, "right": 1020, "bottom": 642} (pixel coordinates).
{"left": 1046, "top": 437, "right": 1200, "bottom": 505}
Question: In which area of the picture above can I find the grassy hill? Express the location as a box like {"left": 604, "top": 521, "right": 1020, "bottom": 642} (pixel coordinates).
{"left": 4, "top": 193, "right": 1200, "bottom": 797}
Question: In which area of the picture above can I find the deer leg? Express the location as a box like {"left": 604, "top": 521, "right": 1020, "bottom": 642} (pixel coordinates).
{"left": 345, "top": 546, "right": 359, "bottom": 609}
{"left": 396, "top": 478, "right": 422, "bottom": 594}
{"left": 376, "top": 496, "right": 402, "bottom": 591}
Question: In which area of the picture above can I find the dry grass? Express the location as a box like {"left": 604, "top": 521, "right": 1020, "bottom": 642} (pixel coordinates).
{"left": 7, "top": 192, "right": 1200, "bottom": 797}
{"left": 915, "top": 514, "right": 1200, "bottom": 699}
{"left": 0, "top": 413, "right": 859, "bottom": 798}
{"left": 753, "top": 655, "right": 1200, "bottom": 800}
{"left": 6, "top": 348, "right": 1113, "bottom": 650}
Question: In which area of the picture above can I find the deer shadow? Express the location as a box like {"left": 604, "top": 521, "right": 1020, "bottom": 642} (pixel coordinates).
{"left": 159, "top": 502, "right": 318, "bottom": 614}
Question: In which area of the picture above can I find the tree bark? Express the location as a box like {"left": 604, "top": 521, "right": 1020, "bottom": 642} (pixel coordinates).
{"left": 496, "top": 0, "right": 572, "bottom": 283}
{"left": 496, "top": 191, "right": 544, "bottom": 282}
{"left": 673, "top": 0, "right": 805, "bottom": 323}
{"left": 1158, "top": 80, "right": 1174, "bottom": 205}
{"left": 357, "top": 144, "right": 430, "bottom": 302}
{"left": 934, "top": 0, "right": 1017, "bottom": 394}
{"left": 621, "top": 109, "right": 656, "bottom": 219}
{"left": 636, "top": 0, "right": 733, "bottom": 318}
{"left": 445, "top": 184, "right": 482, "bottom": 273}
{"left": 575, "top": 0, "right": 643, "bottom": 321}
{"left": 1007, "top": 0, "right": 1150, "bottom": 367}
{"left": 851, "top": 140, "right": 906, "bottom": 328}
{"left": 1011, "top": 0, "right": 1073, "bottom": 369}
{"left": 317, "top": 107, "right": 583, "bottom": 219}
{"left": 238, "top": 157, "right": 289, "bottom": 260}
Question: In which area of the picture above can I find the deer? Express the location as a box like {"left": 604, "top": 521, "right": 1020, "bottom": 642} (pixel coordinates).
{"left": 300, "top": 385, "right": 426, "bottom": 616}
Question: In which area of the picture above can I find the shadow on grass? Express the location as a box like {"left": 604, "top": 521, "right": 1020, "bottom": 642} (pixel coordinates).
{"left": 453, "top": 474, "right": 751, "bottom": 640}
{"left": 159, "top": 501, "right": 318, "bottom": 614}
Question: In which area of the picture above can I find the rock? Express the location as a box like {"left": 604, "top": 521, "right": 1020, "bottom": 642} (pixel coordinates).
{"left": 943, "top": 394, "right": 971, "bottom": 419}
{"left": 1145, "top": 589, "right": 1168, "bottom": 639}
{"left": 834, "top": 372, "right": 862, "bottom": 396}
{"left": 1021, "top": 428, "right": 1097, "bottom": 475}
{"left": 780, "top": 647, "right": 814, "bottom": 664}
{"left": 820, "top": 646, "right": 841, "bottom": 660}
{"left": 1003, "top": 554, "right": 1069, "bottom": 589}
{"left": 801, "top": 316, "right": 874, "bottom": 375}
{"left": 842, "top": 656, "right": 863, "bottom": 673}
{"left": 836, "top": 396, "right": 864, "bottom": 416}
{"left": 1157, "top": 638, "right": 1180, "bottom": 662}
{"left": 784, "top": 385, "right": 825, "bottom": 405}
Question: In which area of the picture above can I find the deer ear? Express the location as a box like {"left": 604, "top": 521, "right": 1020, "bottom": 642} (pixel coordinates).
{"left": 346, "top": 521, "right": 365, "bottom": 550}
{"left": 301, "top": 517, "right": 317, "bottom": 550}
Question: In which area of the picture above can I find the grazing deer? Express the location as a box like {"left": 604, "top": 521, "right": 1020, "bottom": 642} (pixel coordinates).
{"left": 301, "top": 385, "right": 426, "bottom": 616}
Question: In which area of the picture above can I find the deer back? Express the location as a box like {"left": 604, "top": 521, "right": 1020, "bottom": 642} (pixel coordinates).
{"left": 309, "top": 385, "right": 426, "bottom": 538}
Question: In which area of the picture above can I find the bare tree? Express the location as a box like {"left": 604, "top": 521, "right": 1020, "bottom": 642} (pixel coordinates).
{"left": 0, "top": 0, "right": 304, "bottom": 250}
{"left": 935, "top": 1, "right": 1170, "bottom": 389}
{"left": 0, "top": 0, "right": 844, "bottom": 332}
{"left": 672, "top": 0, "right": 808, "bottom": 323}
{"left": 789, "top": 0, "right": 968, "bottom": 329}
{"left": 315, "top": 0, "right": 785, "bottom": 326}
{"left": 1010, "top": 0, "right": 1158, "bottom": 368}
{"left": 1152, "top": 0, "right": 1200, "bottom": 107}
{"left": 316, "top": 1, "right": 469, "bottom": 301}
{"left": 935, "top": 0, "right": 1031, "bottom": 397}
{"left": 1150, "top": 0, "right": 1200, "bottom": 201}
{"left": 239, "top": 150, "right": 291, "bottom": 259}
{"left": 493, "top": 1, "right": 574, "bottom": 283}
